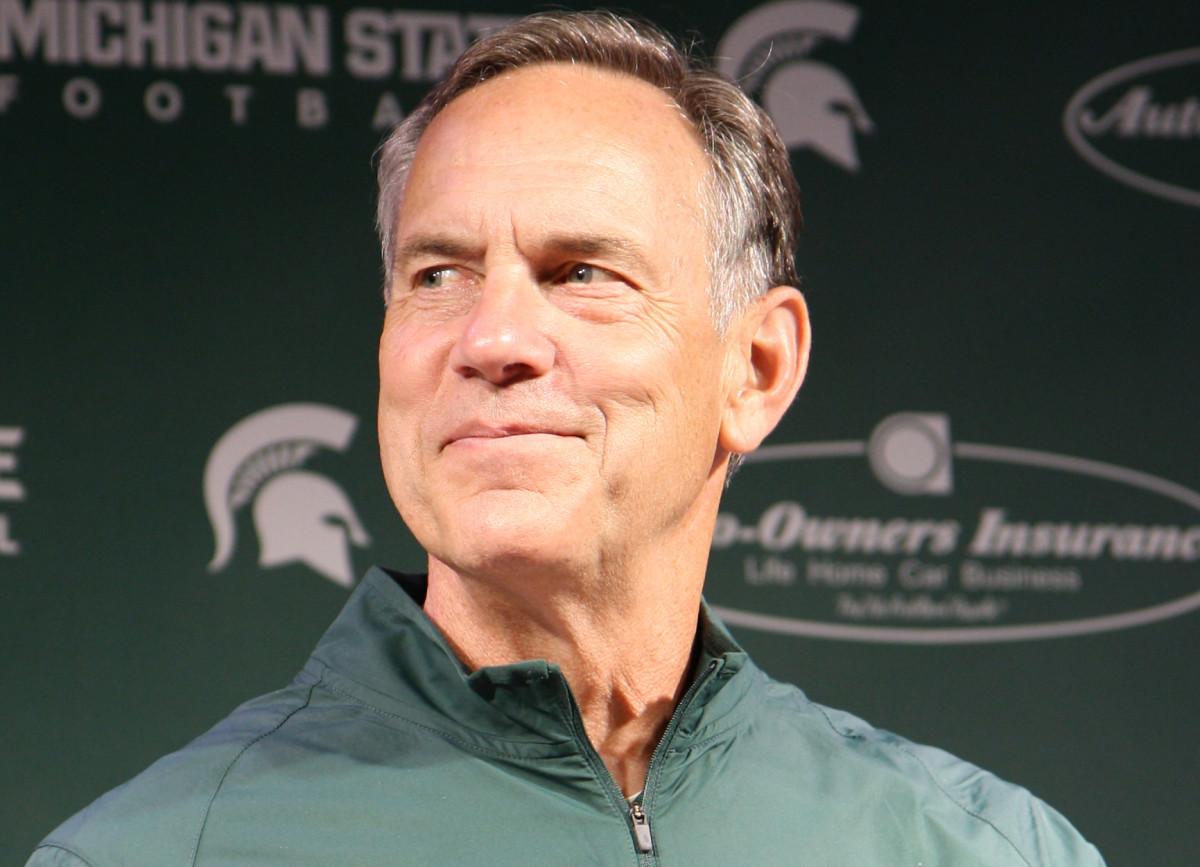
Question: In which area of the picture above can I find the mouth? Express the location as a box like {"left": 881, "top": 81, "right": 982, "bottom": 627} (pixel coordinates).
{"left": 442, "top": 422, "right": 579, "bottom": 450}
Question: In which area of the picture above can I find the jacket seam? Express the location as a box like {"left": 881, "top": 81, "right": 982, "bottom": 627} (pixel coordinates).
{"left": 891, "top": 740, "right": 1036, "bottom": 867}
{"left": 187, "top": 681, "right": 317, "bottom": 867}
{"left": 28, "top": 843, "right": 101, "bottom": 867}
{"left": 809, "top": 701, "right": 1037, "bottom": 867}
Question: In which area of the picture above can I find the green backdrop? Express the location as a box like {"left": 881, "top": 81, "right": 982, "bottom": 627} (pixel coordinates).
{"left": 4, "top": 1, "right": 1198, "bottom": 863}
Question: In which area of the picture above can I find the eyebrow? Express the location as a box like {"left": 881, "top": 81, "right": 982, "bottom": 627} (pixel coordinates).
{"left": 393, "top": 235, "right": 480, "bottom": 268}
{"left": 539, "top": 233, "right": 654, "bottom": 275}
{"left": 393, "top": 232, "right": 655, "bottom": 277}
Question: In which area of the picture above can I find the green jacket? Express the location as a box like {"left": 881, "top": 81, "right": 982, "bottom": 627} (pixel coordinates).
{"left": 30, "top": 567, "right": 1104, "bottom": 866}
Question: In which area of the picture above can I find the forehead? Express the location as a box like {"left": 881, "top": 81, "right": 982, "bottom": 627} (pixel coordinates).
{"left": 398, "top": 64, "right": 710, "bottom": 250}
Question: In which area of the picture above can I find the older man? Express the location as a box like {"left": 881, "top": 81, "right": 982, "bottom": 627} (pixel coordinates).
{"left": 30, "top": 11, "right": 1103, "bottom": 866}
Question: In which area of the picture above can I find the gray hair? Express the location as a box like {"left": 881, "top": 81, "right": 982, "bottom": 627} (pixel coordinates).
{"left": 375, "top": 9, "right": 802, "bottom": 332}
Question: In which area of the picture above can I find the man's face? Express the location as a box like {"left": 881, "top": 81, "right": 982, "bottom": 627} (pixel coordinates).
{"left": 378, "top": 64, "right": 738, "bottom": 580}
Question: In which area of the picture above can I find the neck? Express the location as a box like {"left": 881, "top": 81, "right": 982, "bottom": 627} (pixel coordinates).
{"left": 423, "top": 548, "right": 709, "bottom": 796}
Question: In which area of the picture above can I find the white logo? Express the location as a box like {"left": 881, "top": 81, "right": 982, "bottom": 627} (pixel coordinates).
{"left": 204, "top": 403, "right": 370, "bottom": 587}
{"left": 0, "top": 425, "right": 26, "bottom": 556}
{"left": 717, "top": 0, "right": 874, "bottom": 172}
{"left": 1064, "top": 47, "right": 1200, "bottom": 208}
{"left": 868, "top": 413, "right": 953, "bottom": 496}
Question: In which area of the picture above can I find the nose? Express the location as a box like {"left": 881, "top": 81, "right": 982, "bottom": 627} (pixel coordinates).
{"left": 450, "top": 269, "right": 555, "bottom": 385}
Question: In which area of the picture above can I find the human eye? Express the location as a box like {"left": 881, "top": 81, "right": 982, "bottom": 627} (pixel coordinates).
{"left": 561, "top": 264, "right": 621, "bottom": 285}
{"left": 417, "top": 266, "right": 458, "bottom": 289}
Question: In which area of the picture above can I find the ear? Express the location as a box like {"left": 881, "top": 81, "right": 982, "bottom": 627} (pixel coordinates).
{"left": 719, "top": 286, "right": 810, "bottom": 455}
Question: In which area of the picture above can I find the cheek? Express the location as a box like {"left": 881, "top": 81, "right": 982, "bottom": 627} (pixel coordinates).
{"left": 589, "top": 340, "right": 712, "bottom": 444}
{"left": 377, "top": 322, "right": 446, "bottom": 471}
{"left": 376, "top": 342, "right": 437, "bottom": 525}
{"left": 379, "top": 315, "right": 443, "bottom": 403}
{"left": 641, "top": 341, "right": 729, "bottom": 450}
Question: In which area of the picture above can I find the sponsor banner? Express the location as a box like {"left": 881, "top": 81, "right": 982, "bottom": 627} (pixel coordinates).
{"left": 710, "top": 413, "right": 1200, "bottom": 643}
{"left": 1064, "top": 46, "right": 1200, "bottom": 207}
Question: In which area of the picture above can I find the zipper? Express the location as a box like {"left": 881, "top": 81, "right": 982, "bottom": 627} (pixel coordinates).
{"left": 558, "top": 656, "right": 723, "bottom": 861}
{"left": 629, "top": 800, "right": 653, "bottom": 853}
{"left": 626, "top": 657, "right": 722, "bottom": 857}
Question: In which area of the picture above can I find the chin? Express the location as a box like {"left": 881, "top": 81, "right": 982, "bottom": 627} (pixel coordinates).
{"left": 462, "top": 522, "right": 571, "bottom": 561}
{"left": 442, "top": 515, "right": 588, "bottom": 579}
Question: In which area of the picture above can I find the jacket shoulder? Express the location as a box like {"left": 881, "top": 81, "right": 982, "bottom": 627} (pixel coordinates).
{"left": 30, "top": 676, "right": 318, "bottom": 867}
{"left": 750, "top": 675, "right": 1105, "bottom": 866}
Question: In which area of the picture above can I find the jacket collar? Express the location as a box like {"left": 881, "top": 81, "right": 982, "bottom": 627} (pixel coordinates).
{"left": 308, "top": 566, "right": 758, "bottom": 754}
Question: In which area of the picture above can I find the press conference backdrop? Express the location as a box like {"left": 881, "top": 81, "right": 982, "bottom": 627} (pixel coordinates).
{"left": 2, "top": 1, "right": 1197, "bottom": 862}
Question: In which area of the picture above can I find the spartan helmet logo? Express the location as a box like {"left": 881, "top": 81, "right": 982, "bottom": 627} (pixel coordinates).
{"left": 717, "top": 0, "right": 874, "bottom": 172}
{"left": 204, "top": 403, "right": 371, "bottom": 587}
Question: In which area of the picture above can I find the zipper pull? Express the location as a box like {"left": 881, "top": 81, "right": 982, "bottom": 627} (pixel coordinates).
{"left": 629, "top": 801, "right": 654, "bottom": 853}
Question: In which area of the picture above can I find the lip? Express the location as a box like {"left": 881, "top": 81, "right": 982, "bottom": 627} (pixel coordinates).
{"left": 441, "top": 421, "right": 578, "bottom": 450}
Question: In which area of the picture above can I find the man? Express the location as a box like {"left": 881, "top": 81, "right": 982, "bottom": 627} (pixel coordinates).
{"left": 30, "top": 11, "right": 1104, "bottom": 866}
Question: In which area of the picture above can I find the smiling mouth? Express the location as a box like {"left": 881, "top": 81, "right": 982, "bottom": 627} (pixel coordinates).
{"left": 442, "top": 424, "right": 579, "bottom": 451}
